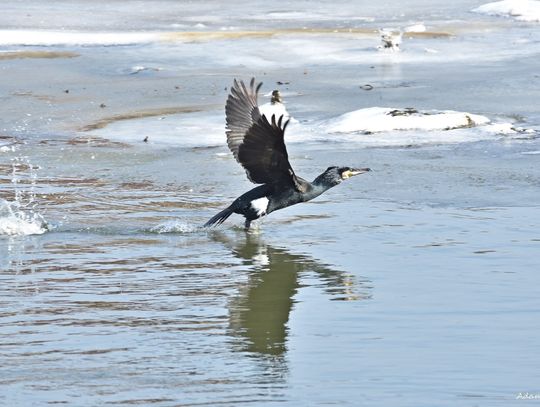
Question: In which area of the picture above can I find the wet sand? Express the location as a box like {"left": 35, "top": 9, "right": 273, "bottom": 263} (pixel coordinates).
{"left": 0, "top": 50, "right": 79, "bottom": 60}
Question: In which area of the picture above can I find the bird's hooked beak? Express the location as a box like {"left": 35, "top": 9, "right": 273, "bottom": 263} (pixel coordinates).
{"left": 341, "top": 167, "right": 371, "bottom": 179}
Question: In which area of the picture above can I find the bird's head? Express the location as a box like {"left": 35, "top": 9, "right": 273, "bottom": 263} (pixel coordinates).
{"left": 315, "top": 166, "right": 371, "bottom": 186}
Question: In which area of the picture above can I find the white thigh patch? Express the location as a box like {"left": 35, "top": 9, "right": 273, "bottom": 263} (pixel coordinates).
{"left": 250, "top": 197, "right": 269, "bottom": 216}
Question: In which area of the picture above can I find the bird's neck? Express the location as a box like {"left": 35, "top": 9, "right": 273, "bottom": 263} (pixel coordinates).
{"left": 308, "top": 176, "right": 337, "bottom": 199}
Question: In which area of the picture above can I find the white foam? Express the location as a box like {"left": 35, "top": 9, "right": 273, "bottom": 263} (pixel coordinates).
{"left": 323, "top": 107, "right": 490, "bottom": 133}
{"left": 0, "top": 200, "right": 47, "bottom": 236}
{"left": 473, "top": 0, "right": 540, "bottom": 22}
{"left": 0, "top": 30, "right": 162, "bottom": 46}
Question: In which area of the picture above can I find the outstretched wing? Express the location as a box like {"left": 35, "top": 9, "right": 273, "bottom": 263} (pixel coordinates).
{"left": 225, "top": 78, "right": 305, "bottom": 192}
{"left": 225, "top": 78, "right": 262, "bottom": 162}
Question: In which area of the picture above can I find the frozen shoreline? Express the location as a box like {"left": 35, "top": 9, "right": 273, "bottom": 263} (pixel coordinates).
{"left": 1, "top": 14, "right": 539, "bottom": 140}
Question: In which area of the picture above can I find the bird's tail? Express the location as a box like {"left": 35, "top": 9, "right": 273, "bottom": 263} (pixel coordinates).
{"left": 203, "top": 206, "right": 234, "bottom": 228}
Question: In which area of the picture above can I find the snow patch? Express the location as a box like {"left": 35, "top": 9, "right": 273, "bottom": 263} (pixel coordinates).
{"left": 473, "top": 0, "right": 540, "bottom": 22}
{"left": 260, "top": 102, "right": 292, "bottom": 122}
{"left": 405, "top": 23, "right": 427, "bottom": 32}
{"left": 324, "top": 107, "right": 490, "bottom": 133}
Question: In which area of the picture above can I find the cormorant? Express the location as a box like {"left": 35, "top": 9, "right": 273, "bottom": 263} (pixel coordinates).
{"left": 204, "top": 78, "right": 370, "bottom": 229}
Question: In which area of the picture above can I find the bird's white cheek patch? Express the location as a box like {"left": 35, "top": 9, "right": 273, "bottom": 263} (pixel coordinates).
{"left": 251, "top": 197, "right": 269, "bottom": 216}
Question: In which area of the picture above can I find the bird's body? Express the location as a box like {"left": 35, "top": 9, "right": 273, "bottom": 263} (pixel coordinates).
{"left": 205, "top": 181, "right": 313, "bottom": 229}
{"left": 204, "top": 78, "right": 370, "bottom": 229}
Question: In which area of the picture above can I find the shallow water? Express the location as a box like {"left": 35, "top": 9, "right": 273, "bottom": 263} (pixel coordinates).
{"left": 2, "top": 1, "right": 540, "bottom": 406}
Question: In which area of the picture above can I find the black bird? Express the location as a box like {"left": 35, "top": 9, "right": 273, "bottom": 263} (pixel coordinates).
{"left": 204, "top": 78, "right": 370, "bottom": 229}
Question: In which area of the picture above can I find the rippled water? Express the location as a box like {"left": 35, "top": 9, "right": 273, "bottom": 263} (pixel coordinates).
{"left": 2, "top": 138, "right": 540, "bottom": 406}
{"left": 2, "top": 1, "right": 540, "bottom": 406}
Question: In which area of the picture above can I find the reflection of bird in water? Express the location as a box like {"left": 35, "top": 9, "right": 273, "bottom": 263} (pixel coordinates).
{"left": 204, "top": 78, "right": 371, "bottom": 230}
{"left": 211, "top": 231, "right": 371, "bottom": 356}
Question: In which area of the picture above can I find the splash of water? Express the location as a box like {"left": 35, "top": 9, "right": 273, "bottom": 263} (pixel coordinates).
{"left": 0, "top": 157, "right": 48, "bottom": 236}
{"left": 149, "top": 220, "right": 200, "bottom": 234}
{"left": 0, "top": 200, "right": 47, "bottom": 236}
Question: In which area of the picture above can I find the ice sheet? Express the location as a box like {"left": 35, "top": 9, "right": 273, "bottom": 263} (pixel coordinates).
{"left": 0, "top": 30, "right": 162, "bottom": 46}
{"left": 88, "top": 105, "right": 534, "bottom": 149}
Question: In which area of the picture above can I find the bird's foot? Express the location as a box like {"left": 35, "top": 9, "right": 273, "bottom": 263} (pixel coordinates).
{"left": 244, "top": 219, "right": 265, "bottom": 235}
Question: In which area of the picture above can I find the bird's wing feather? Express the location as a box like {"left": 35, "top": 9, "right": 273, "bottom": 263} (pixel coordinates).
{"left": 226, "top": 78, "right": 306, "bottom": 192}
{"left": 225, "top": 78, "right": 262, "bottom": 161}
